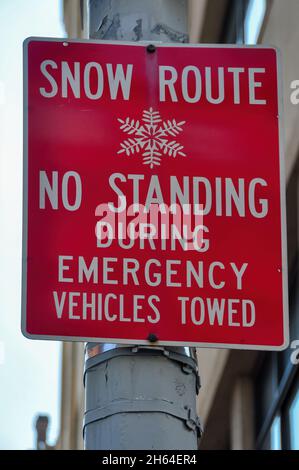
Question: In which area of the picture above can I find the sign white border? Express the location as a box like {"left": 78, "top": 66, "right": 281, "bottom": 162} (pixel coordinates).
{"left": 22, "top": 37, "right": 289, "bottom": 350}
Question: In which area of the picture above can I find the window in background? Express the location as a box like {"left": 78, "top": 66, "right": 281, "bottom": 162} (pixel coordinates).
{"left": 254, "top": 166, "right": 299, "bottom": 450}
{"left": 255, "top": 354, "right": 299, "bottom": 449}
{"left": 255, "top": 279, "right": 299, "bottom": 450}
{"left": 286, "top": 379, "right": 299, "bottom": 449}
{"left": 244, "top": 0, "right": 267, "bottom": 44}
{"left": 220, "top": 0, "right": 267, "bottom": 45}
{"left": 290, "top": 391, "right": 299, "bottom": 449}
{"left": 270, "top": 415, "right": 282, "bottom": 450}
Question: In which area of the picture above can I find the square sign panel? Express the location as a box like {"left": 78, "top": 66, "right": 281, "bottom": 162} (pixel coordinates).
{"left": 22, "top": 38, "right": 288, "bottom": 349}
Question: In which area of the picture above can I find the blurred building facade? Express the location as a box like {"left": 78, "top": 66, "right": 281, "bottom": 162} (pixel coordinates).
{"left": 57, "top": 0, "right": 299, "bottom": 450}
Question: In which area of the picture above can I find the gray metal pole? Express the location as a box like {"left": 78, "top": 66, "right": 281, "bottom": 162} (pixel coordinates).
{"left": 83, "top": 0, "right": 201, "bottom": 450}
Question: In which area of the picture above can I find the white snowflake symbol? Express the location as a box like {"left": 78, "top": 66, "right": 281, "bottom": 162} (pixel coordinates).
{"left": 117, "top": 107, "right": 186, "bottom": 169}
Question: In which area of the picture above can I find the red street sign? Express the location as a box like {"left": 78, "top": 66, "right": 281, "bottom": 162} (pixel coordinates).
{"left": 22, "top": 38, "right": 288, "bottom": 350}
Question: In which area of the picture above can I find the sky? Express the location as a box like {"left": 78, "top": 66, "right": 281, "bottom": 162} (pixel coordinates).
{"left": 0, "top": 0, "right": 66, "bottom": 450}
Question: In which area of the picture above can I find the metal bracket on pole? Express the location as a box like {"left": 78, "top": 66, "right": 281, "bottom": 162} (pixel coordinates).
{"left": 83, "top": 400, "right": 202, "bottom": 438}
{"left": 84, "top": 343, "right": 201, "bottom": 394}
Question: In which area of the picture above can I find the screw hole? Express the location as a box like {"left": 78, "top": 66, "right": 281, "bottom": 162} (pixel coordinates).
{"left": 147, "top": 333, "right": 158, "bottom": 343}
{"left": 147, "top": 44, "right": 156, "bottom": 53}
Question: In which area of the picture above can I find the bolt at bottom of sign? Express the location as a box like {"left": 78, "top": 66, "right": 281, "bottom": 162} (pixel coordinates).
{"left": 147, "top": 333, "right": 158, "bottom": 343}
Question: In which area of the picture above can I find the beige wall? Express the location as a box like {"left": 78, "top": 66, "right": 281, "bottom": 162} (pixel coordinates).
{"left": 57, "top": 342, "right": 84, "bottom": 450}
{"left": 196, "top": 349, "right": 229, "bottom": 424}
{"left": 188, "top": 0, "right": 207, "bottom": 42}
{"left": 230, "top": 377, "right": 255, "bottom": 450}
{"left": 63, "top": 0, "right": 88, "bottom": 38}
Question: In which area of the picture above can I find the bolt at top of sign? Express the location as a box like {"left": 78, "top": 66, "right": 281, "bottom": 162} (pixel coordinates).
{"left": 117, "top": 107, "right": 186, "bottom": 168}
